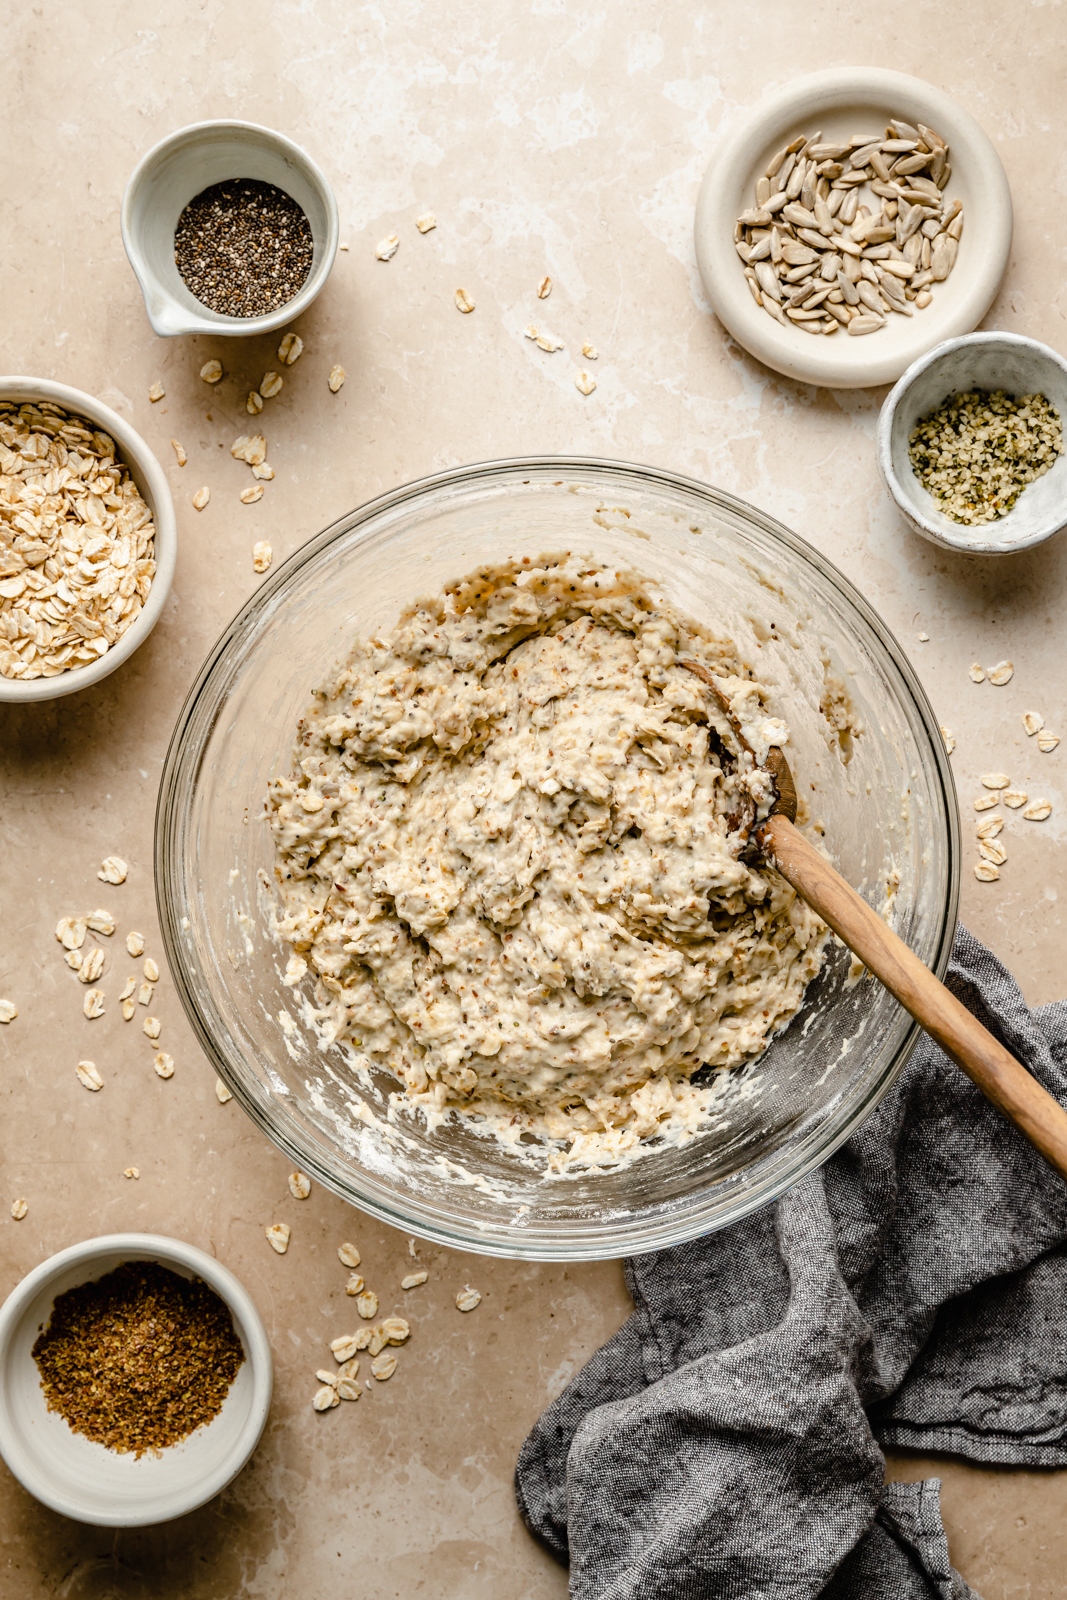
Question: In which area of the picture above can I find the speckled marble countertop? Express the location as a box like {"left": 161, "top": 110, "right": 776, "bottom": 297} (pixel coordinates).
{"left": 2, "top": 3, "right": 1066, "bottom": 1595}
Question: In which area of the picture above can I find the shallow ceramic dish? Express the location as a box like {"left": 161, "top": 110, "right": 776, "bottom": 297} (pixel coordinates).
{"left": 121, "top": 120, "right": 338, "bottom": 339}
{"left": 0, "top": 1234, "right": 272, "bottom": 1526}
{"left": 0, "top": 377, "right": 176, "bottom": 704}
{"left": 156, "top": 458, "right": 959, "bottom": 1262}
{"left": 695, "top": 67, "right": 1012, "bottom": 390}
{"left": 877, "top": 332, "right": 1067, "bottom": 553}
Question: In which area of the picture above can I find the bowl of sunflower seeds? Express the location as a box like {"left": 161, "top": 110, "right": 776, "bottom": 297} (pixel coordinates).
{"left": 0, "top": 377, "right": 176, "bottom": 701}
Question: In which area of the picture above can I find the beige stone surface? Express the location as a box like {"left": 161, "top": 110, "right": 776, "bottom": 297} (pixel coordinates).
{"left": 1, "top": 2, "right": 1066, "bottom": 1594}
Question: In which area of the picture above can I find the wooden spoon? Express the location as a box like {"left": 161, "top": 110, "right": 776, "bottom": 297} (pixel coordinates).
{"left": 681, "top": 660, "right": 1067, "bottom": 1181}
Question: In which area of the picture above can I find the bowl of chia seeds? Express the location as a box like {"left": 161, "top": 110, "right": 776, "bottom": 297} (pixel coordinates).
{"left": 121, "top": 120, "right": 338, "bottom": 339}
{"left": 878, "top": 331, "right": 1067, "bottom": 553}
{"left": 0, "top": 1234, "right": 272, "bottom": 1525}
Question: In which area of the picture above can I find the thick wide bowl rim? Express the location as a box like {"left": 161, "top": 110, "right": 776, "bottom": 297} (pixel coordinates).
{"left": 156, "top": 455, "right": 960, "bottom": 1259}
{"left": 0, "top": 377, "right": 177, "bottom": 703}
{"left": 0, "top": 1232, "right": 272, "bottom": 1526}
{"left": 694, "top": 66, "right": 1012, "bottom": 390}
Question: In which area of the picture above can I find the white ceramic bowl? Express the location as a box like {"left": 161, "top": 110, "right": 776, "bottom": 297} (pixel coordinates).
{"left": 121, "top": 120, "right": 339, "bottom": 339}
{"left": 0, "top": 1234, "right": 272, "bottom": 1526}
{"left": 877, "top": 332, "right": 1067, "bottom": 553}
{"left": 695, "top": 67, "right": 1012, "bottom": 389}
{"left": 0, "top": 377, "right": 176, "bottom": 704}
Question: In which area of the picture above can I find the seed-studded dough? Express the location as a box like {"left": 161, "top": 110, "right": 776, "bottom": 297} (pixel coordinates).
{"left": 269, "top": 556, "right": 827, "bottom": 1162}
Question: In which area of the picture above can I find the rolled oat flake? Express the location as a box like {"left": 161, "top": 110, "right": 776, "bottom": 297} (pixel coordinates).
{"left": 174, "top": 178, "right": 314, "bottom": 318}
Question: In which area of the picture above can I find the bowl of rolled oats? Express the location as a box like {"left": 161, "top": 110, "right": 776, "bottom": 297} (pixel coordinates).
{"left": 0, "top": 377, "right": 176, "bottom": 701}
{"left": 878, "top": 332, "right": 1067, "bottom": 553}
{"left": 694, "top": 67, "right": 1012, "bottom": 389}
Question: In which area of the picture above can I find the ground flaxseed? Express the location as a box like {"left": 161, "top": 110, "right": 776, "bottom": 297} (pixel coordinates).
{"left": 174, "top": 178, "right": 314, "bottom": 318}
{"left": 908, "top": 388, "right": 1063, "bottom": 525}
{"left": 32, "top": 1260, "right": 244, "bottom": 1456}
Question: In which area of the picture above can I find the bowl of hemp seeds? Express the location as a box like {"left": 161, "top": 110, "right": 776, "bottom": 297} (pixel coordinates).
{"left": 121, "top": 120, "right": 338, "bottom": 339}
{"left": 878, "top": 332, "right": 1067, "bottom": 553}
{"left": 0, "top": 1233, "right": 271, "bottom": 1526}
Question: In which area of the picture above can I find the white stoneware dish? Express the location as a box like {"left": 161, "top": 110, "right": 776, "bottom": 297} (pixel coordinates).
{"left": 0, "top": 1233, "right": 272, "bottom": 1526}
{"left": 121, "top": 120, "right": 338, "bottom": 339}
{"left": 694, "top": 67, "right": 1012, "bottom": 390}
{"left": 0, "top": 376, "right": 176, "bottom": 704}
{"left": 877, "top": 332, "right": 1067, "bottom": 553}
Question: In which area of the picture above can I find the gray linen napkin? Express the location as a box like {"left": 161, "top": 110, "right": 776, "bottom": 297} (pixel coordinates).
{"left": 516, "top": 926, "right": 1067, "bottom": 1599}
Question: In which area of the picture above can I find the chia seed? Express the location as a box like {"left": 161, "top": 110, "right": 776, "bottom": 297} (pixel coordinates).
{"left": 174, "top": 177, "right": 314, "bottom": 318}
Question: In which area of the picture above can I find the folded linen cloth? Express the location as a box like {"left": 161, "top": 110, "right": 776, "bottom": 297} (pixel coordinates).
{"left": 516, "top": 927, "right": 1067, "bottom": 1599}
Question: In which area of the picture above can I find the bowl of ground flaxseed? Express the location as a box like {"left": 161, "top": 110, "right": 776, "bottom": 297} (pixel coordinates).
{"left": 0, "top": 1234, "right": 271, "bottom": 1525}
{"left": 121, "top": 121, "right": 338, "bottom": 339}
{"left": 878, "top": 332, "right": 1067, "bottom": 553}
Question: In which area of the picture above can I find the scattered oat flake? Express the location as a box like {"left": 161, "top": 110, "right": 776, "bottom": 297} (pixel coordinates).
{"left": 124, "top": 1167, "right": 139, "bottom": 1180}
{"left": 56, "top": 916, "right": 87, "bottom": 950}
{"left": 401, "top": 1270, "right": 428, "bottom": 1289}
{"left": 1003, "top": 791, "right": 1029, "bottom": 809}
{"left": 974, "top": 861, "right": 1000, "bottom": 882}
{"left": 969, "top": 664, "right": 986, "bottom": 684}
{"left": 581, "top": 341, "right": 598, "bottom": 360}
{"left": 415, "top": 212, "right": 436, "bottom": 234}
{"left": 170, "top": 439, "right": 187, "bottom": 467}
{"left": 575, "top": 371, "right": 596, "bottom": 396}
{"left": 376, "top": 234, "right": 400, "bottom": 262}
{"left": 337, "top": 1377, "right": 362, "bottom": 1401}
{"left": 316, "top": 1368, "right": 339, "bottom": 1388}
{"left": 87, "top": 911, "right": 115, "bottom": 936}
{"left": 153, "top": 1051, "right": 174, "bottom": 1079}
{"left": 328, "top": 365, "right": 346, "bottom": 393}
{"left": 200, "top": 360, "right": 223, "bottom": 385}
{"left": 66, "top": 951, "right": 83, "bottom": 972}
{"left": 408, "top": 1237, "right": 418, "bottom": 1258}
{"left": 278, "top": 332, "right": 304, "bottom": 365}
{"left": 356, "top": 1291, "right": 378, "bottom": 1321}
{"left": 976, "top": 815, "right": 1003, "bottom": 840}
{"left": 259, "top": 371, "right": 283, "bottom": 400}
{"left": 192, "top": 486, "right": 211, "bottom": 511}
{"left": 215, "top": 1077, "right": 233, "bottom": 1104}
{"left": 266, "top": 1222, "right": 291, "bottom": 1254}
{"left": 252, "top": 461, "right": 274, "bottom": 480}
{"left": 148, "top": 382, "right": 165, "bottom": 402}
{"left": 1023, "top": 711, "right": 1044, "bottom": 737}
{"left": 535, "top": 333, "right": 564, "bottom": 353}
{"left": 455, "top": 1285, "right": 481, "bottom": 1312}
{"left": 143, "top": 1016, "right": 161, "bottom": 1040}
{"left": 379, "top": 1316, "right": 410, "bottom": 1345}
{"left": 1038, "top": 732, "right": 1060, "bottom": 753}
{"left": 138, "top": 981, "right": 153, "bottom": 1006}
{"left": 76, "top": 1059, "right": 103, "bottom": 1090}
{"left": 10, "top": 1199, "right": 27, "bottom": 1220}
{"left": 313, "top": 1385, "right": 339, "bottom": 1411}
{"left": 338, "top": 1242, "right": 361, "bottom": 1268}
{"left": 979, "top": 839, "right": 1007, "bottom": 865}
{"left": 454, "top": 288, "right": 475, "bottom": 313}
{"left": 973, "top": 795, "right": 997, "bottom": 811}
{"left": 240, "top": 486, "right": 264, "bottom": 505}
{"left": 98, "top": 856, "right": 128, "bottom": 885}
{"left": 371, "top": 1352, "right": 397, "bottom": 1380}
{"left": 1024, "top": 800, "right": 1053, "bottom": 821}
{"left": 288, "top": 1170, "right": 311, "bottom": 1200}
{"left": 247, "top": 391, "right": 264, "bottom": 415}
{"left": 126, "top": 931, "right": 145, "bottom": 957}
{"left": 344, "top": 1272, "right": 365, "bottom": 1296}
{"left": 537, "top": 276, "right": 552, "bottom": 299}
{"left": 231, "top": 434, "right": 267, "bottom": 465}
{"left": 79, "top": 948, "right": 105, "bottom": 985}
{"left": 0, "top": 1000, "right": 17, "bottom": 1024}
{"left": 253, "top": 541, "right": 273, "bottom": 574}
{"left": 917, "top": 632, "right": 930, "bottom": 643}
{"left": 331, "top": 1334, "right": 361, "bottom": 1362}
{"left": 988, "top": 661, "right": 1014, "bottom": 686}
{"left": 83, "top": 990, "right": 105, "bottom": 1020}
{"left": 981, "top": 773, "right": 1010, "bottom": 790}
{"left": 939, "top": 727, "right": 956, "bottom": 756}
{"left": 143, "top": 957, "right": 160, "bottom": 983}
{"left": 524, "top": 325, "right": 540, "bottom": 341}
{"left": 122, "top": 999, "right": 136, "bottom": 1022}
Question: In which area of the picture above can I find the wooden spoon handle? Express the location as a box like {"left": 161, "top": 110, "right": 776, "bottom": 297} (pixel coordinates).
{"left": 761, "top": 812, "right": 1067, "bottom": 1183}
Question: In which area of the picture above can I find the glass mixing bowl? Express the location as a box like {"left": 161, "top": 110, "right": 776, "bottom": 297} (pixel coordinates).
{"left": 156, "top": 458, "right": 959, "bottom": 1260}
